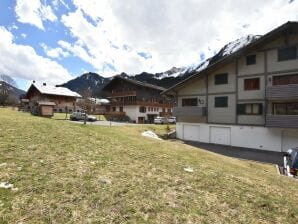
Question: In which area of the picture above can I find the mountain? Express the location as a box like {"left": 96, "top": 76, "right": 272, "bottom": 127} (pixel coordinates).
{"left": 0, "top": 81, "right": 25, "bottom": 97}
{"left": 0, "top": 80, "right": 26, "bottom": 105}
{"left": 60, "top": 34, "right": 261, "bottom": 96}
{"left": 58, "top": 72, "right": 110, "bottom": 96}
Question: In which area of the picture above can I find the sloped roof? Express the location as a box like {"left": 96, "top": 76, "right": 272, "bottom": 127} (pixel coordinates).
{"left": 27, "top": 83, "right": 81, "bottom": 98}
{"left": 103, "top": 76, "right": 166, "bottom": 91}
{"left": 163, "top": 21, "right": 298, "bottom": 95}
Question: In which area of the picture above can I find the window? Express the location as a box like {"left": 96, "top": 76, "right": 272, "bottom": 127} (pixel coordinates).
{"left": 278, "top": 46, "right": 297, "bottom": 61}
{"left": 182, "top": 98, "right": 198, "bottom": 106}
{"left": 139, "top": 106, "right": 146, "bottom": 113}
{"left": 237, "top": 103, "right": 263, "bottom": 115}
{"left": 246, "top": 54, "right": 256, "bottom": 65}
{"left": 244, "top": 78, "right": 260, "bottom": 90}
{"left": 119, "top": 107, "right": 123, "bottom": 112}
{"left": 214, "top": 96, "right": 228, "bottom": 108}
{"left": 273, "top": 74, "right": 298, "bottom": 85}
{"left": 215, "top": 73, "right": 228, "bottom": 85}
{"left": 273, "top": 103, "right": 298, "bottom": 115}
{"left": 112, "top": 107, "right": 116, "bottom": 112}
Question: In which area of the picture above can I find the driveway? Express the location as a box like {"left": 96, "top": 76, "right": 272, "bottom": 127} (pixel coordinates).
{"left": 69, "top": 120, "right": 136, "bottom": 126}
{"left": 184, "top": 141, "right": 283, "bottom": 166}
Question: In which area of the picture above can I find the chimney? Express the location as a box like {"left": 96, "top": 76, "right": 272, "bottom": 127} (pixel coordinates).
{"left": 43, "top": 83, "right": 46, "bottom": 86}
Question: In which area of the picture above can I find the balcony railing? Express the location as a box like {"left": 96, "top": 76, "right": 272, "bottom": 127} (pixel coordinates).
{"left": 173, "top": 106, "right": 207, "bottom": 117}
{"left": 266, "top": 114, "right": 298, "bottom": 128}
{"left": 105, "top": 111, "right": 126, "bottom": 116}
{"left": 109, "top": 91, "right": 137, "bottom": 97}
{"left": 110, "top": 100, "right": 175, "bottom": 107}
{"left": 266, "top": 84, "right": 298, "bottom": 100}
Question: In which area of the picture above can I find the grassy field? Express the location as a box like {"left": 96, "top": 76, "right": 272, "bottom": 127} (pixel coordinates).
{"left": 0, "top": 108, "right": 297, "bottom": 223}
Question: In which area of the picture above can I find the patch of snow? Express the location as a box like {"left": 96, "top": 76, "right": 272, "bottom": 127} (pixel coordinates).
{"left": 0, "top": 182, "right": 13, "bottom": 189}
{"left": 142, "top": 130, "right": 162, "bottom": 140}
{"left": 0, "top": 163, "right": 7, "bottom": 167}
{"left": 184, "top": 167, "right": 194, "bottom": 173}
{"left": 195, "top": 60, "right": 209, "bottom": 72}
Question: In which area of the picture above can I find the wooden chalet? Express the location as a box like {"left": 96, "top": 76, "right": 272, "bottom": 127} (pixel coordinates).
{"left": 24, "top": 82, "right": 81, "bottom": 117}
{"left": 102, "top": 76, "right": 175, "bottom": 123}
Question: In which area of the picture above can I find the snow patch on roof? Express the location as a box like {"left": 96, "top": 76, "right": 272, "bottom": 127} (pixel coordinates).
{"left": 33, "top": 83, "right": 81, "bottom": 97}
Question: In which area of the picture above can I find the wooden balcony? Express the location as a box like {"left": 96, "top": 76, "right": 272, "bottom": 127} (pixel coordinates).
{"left": 266, "top": 84, "right": 298, "bottom": 100}
{"left": 104, "top": 111, "right": 126, "bottom": 116}
{"left": 266, "top": 114, "right": 298, "bottom": 128}
{"left": 108, "top": 91, "right": 137, "bottom": 97}
{"left": 173, "top": 106, "right": 207, "bottom": 117}
{"left": 110, "top": 100, "right": 174, "bottom": 107}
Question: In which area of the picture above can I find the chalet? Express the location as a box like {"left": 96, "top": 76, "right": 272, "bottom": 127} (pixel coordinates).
{"left": 24, "top": 82, "right": 81, "bottom": 117}
{"left": 102, "top": 76, "right": 175, "bottom": 123}
{"left": 163, "top": 21, "right": 298, "bottom": 152}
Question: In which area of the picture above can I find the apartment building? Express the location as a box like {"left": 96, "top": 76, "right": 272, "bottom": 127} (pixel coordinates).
{"left": 102, "top": 76, "right": 174, "bottom": 123}
{"left": 163, "top": 22, "right": 298, "bottom": 152}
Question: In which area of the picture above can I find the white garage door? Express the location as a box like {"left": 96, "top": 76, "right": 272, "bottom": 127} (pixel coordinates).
{"left": 210, "top": 126, "right": 231, "bottom": 145}
{"left": 183, "top": 125, "right": 200, "bottom": 141}
{"left": 282, "top": 130, "right": 298, "bottom": 152}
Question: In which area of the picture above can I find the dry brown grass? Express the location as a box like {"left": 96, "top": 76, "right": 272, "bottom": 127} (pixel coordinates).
{"left": 0, "top": 108, "right": 297, "bottom": 223}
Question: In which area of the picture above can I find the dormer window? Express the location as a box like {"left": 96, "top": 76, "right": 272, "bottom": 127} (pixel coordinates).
{"left": 246, "top": 54, "right": 256, "bottom": 65}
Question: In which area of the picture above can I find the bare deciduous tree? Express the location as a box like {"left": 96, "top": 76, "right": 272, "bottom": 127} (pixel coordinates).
{"left": 0, "top": 74, "right": 17, "bottom": 106}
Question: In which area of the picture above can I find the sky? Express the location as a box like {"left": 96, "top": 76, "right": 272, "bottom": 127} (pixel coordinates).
{"left": 0, "top": 0, "right": 297, "bottom": 90}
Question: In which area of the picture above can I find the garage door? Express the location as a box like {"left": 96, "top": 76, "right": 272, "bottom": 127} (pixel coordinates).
{"left": 282, "top": 130, "right": 298, "bottom": 152}
{"left": 210, "top": 126, "right": 231, "bottom": 145}
{"left": 183, "top": 125, "right": 200, "bottom": 141}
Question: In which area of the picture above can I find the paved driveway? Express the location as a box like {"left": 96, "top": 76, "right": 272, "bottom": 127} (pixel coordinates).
{"left": 69, "top": 120, "right": 136, "bottom": 126}
{"left": 185, "top": 141, "right": 283, "bottom": 166}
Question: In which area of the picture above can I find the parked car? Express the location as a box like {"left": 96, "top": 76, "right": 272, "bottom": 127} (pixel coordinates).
{"left": 167, "top": 117, "right": 176, "bottom": 124}
{"left": 283, "top": 147, "right": 298, "bottom": 176}
{"left": 154, "top": 116, "right": 167, "bottom": 124}
{"left": 70, "top": 112, "right": 97, "bottom": 122}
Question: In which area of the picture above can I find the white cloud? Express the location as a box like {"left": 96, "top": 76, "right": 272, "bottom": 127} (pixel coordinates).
{"left": 21, "top": 33, "right": 27, "bottom": 38}
{"left": 40, "top": 43, "right": 70, "bottom": 59}
{"left": 59, "top": 0, "right": 298, "bottom": 76}
{"left": 15, "top": 0, "right": 57, "bottom": 30}
{"left": 0, "top": 27, "right": 72, "bottom": 85}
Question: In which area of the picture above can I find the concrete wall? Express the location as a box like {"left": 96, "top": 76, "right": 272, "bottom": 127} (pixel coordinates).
{"left": 267, "top": 48, "right": 298, "bottom": 72}
{"left": 208, "top": 94, "right": 236, "bottom": 123}
{"left": 122, "top": 105, "right": 165, "bottom": 123}
{"left": 238, "top": 114, "right": 265, "bottom": 125}
{"left": 178, "top": 76, "right": 206, "bottom": 95}
{"left": 176, "top": 122, "right": 298, "bottom": 152}
{"left": 177, "top": 95, "right": 206, "bottom": 107}
{"left": 238, "top": 51, "right": 265, "bottom": 76}
{"left": 208, "top": 63, "right": 236, "bottom": 94}
{"left": 238, "top": 76, "right": 265, "bottom": 100}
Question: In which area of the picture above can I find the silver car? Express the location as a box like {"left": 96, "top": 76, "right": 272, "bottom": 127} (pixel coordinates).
{"left": 70, "top": 112, "right": 97, "bottom": 122}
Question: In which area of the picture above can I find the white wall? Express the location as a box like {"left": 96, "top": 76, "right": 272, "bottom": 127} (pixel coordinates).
{"left": 123, "top": 105, "right": 165, "bottom": 123}
{"left": 238, "top": 76, "right": 265, "bottom": 100}
{"left": 176, "top": 122, "right": 298, "bottom": 152}
{"left": 208, "top": 63, "right": 236, "bottom": 94}
{"left": 208, "top": 94, "right": 236, "bottom": 124}
{"left": 238, "top": 51, "right": 265, "bottom": 76}
{"left": 178, "top": 76, "right": 206, "bottom": 95}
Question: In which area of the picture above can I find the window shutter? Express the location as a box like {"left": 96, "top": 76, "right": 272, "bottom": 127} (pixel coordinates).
{"left": 258, "top": 103, "right": 263, "bottom": 115}
{"left": 237, "top": 104, "right": 245, "bottom": 115}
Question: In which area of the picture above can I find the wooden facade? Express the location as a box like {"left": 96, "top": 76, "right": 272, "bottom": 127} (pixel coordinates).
{"left": 102, "top": 76, "right": 175, "bottom": 123}
{"left": 24, "top": 83, "right": 81, "bottom": 116}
